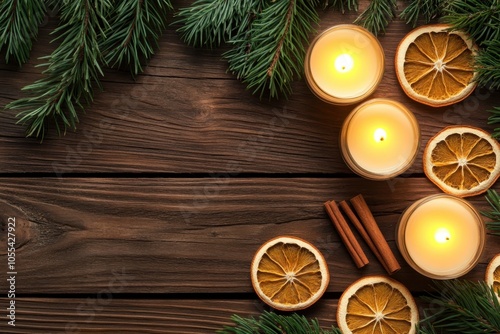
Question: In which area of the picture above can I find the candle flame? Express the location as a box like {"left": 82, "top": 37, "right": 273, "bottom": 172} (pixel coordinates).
{"left": 434, "top": 228, "right": 451, "bottom": 244}
{"left": 334, "top": 54, "right": 354, "bottom": 73}
{"left": 373, "top": 128, "right": 387, "bottom": 142}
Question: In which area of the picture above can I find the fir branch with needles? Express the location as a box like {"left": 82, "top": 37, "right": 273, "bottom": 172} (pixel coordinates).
{"left": 6, "top": 0, "right": 111, "bottom": 138}
{"left": 399, "top": 0, "right": 443, "bottom": 27}
{"left": 218, "top": 311, "right": 341, "bottom": 334}
{"left": 489, "top": 107, "right": 500, "bottom": 139}
{"left": 3, "top": 0, "right": 173, "bottom": 139}
{"left": 0, "top": 0, "right": 46, "bottom": 65}
{"left": 224, "top": 0, "right": 320, "bottom": 99}
{"left": 175, "top": 0, "right": 261, "bottom": 49}
{"left": 101, "top": 0, "right": 172, "bottom": 76}
{"left": 353, "top": 0, "right": 396, "bottom": 36}
{"left": 418, "top": 280, "right": 500, "bottom": 334}
{"left": 481, "top": 189, "right": 500, "bottom": 235}
{"left": 322, "top": 0, "right": 358, "bottom": 13}
{"left": 476, "top": 39, "right": 500, "bottom": 92}
{"left": 441, "top": 0, "right": 500, "bottom": 46}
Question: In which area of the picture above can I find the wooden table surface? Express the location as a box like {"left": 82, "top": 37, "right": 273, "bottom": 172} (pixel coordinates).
{"left": 1, "top": 2, "right": 499, "bottom": 333}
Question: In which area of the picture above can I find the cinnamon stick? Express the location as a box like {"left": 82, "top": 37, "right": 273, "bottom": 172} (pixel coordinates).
{"left": 339, "top": 200, "right": 391, "bottom": 274}
{"left": 349, "top": 194, "right": 401, "bottom": 274}
{"left": 324, "top": 200, "right": 369, "bottom": 268}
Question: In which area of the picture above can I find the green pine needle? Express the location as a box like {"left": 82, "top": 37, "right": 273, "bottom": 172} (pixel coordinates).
{"left": 217, "top": 311, "right": 341, "bottom": 334}
{"left": 419, "top": 280, "right": 500, "bottom": 334}
{"left": 322, "top": 0, "right": 358, "bottom": 13}
{"left": 354, "top": 0, "right": 396, "bottom": 36}
{"left": 224, "top": 0, "right": 320, "bottom": 99}
{"left": 399, "top": 0, "right": 442, "bottom": 27}
{"left": 0, "top": 0, "right": 46, "bottom": 65}
{"left": 488, "top": 107, "right": 500, "bottom": 139}
{"left": 101, "top": 0, "right": 172, "bottom": 76}
{"left": 481, "top": 189, "right": 500, "bottom": 235}
{"left": 442, "top": 0, "right": 500, "bottom": 46}
{"left": 475, "top": 39, "right": 500, "bottom": 91}
{"left": 6, "top": 0, "right": 111, "bottom": 138}
{"left": 175, "top": 0, "right": 260, "bottom": 49}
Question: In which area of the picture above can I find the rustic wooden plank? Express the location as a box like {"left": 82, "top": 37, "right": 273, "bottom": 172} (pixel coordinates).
{"left": 0, "top": 4, "right": 498, "bottom": 174}
{"left": 1, "top": 177, "right": 498, "bottom": 294}
{"left": 0, "top": 298, "right": 339, "bottom": 333}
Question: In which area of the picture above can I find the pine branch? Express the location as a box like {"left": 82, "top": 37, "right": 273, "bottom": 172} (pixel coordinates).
{"left": 475, "top": 39, "right": 500, "bottom": 91}
{"left": 322, "top": 0, "right": 358, "bottom": 13}
{"left": 101, "top": 0, "right": 172, "bottom": 76}
{"left": 175, "top": 0, "right": 259, "bottom": 48}
{"left": 399, "top": 0, "right": 442, "bottom": 27}
{"left": 6, "top": 0, "right": 111, "bottom": 138}
{"left": 442, "top": 0, "right": 500, "bottom": 46}
{"left": 481, "top": 189, "right": 500, "bottom": 235}
{"left": 353, "top": 0, "right": 397, "bottom": 36}
{"left": 488, "top": 107, "right": 500, "bottom": 139}
{"left": 217, "top": 311, "right": 341, "bottom": 334}
{"left": 224, "top": 0, "right": 319, "bottom": 99}
{"left": 0, "top": 0, "right": 46, "bottom": 65}
{"left": 419, "top": 280, "right": 500, "bottom": 334}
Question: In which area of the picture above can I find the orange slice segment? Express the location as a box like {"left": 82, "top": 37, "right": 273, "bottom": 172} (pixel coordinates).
{"left": 423, "top": 126, "right": 500, "bottom": 197}
{"left": 337, "top": 276, "right": 418, "bottom": 334}
{"left": 250, "top": 236, "right": 329, "bottom": 311}
{"left": 486, "top": 254, "right": 500, "bottom": 300}
{"left": 395, "top": 24, "right": 477, "bottom": 107}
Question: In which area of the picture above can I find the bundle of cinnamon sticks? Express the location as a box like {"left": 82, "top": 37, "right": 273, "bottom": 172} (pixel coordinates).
{"left": 324, "top": 194, "right": 400, "bottom": 274}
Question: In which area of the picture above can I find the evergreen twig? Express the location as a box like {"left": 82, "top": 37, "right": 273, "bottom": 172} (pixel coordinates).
{"left": 419, "top": 280, "right": 500, "bottom": 334}
{"left": 489, "top": 107, "right": 500, "bottom": 139}
{"left": 101, "top": 0, "right": 172, "bottom": 76}
{"left": 399, "top": 0, "right": 442, "bottom": 27}
{"left": 6, "top": 0, "right": 111, "bottom": 138}
{"left": 476, "top": 39, "right": 500, "bottom": 91}
{"left": 481, "top": 189, "right": 500, "bottom": 235}
{"left": 353, "top": 0, "right": 397, "bottom": 36}
{"left": 0, "top": 0, "right": 46, "bottom": 65}
{"left": 217, "top": 311, "right": 341, "bottom": 334}
{"left": 224, "top": 0, "right": 319, "bottom": 99}
{"left": 322, "top": 0, "right": 358, "bottom": 13}
{"left": 175, "top": 0, "right": 259, "bottom": 49}
{"left": 442, "top": 0, "right": 500, "bottom": 46}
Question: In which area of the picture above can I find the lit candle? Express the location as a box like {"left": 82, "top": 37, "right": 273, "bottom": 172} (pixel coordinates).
{"left": 340, "top": 98, "right": 420, "bottom": 180}
{"left": 396, "top": 194, "right": 485, "bottom": 279}
{"left": 304, "top": 24, "right": 385, "bottom": 105}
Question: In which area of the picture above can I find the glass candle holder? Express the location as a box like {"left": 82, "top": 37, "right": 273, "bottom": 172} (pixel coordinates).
{"left": 340, "top": 98, "right": 420, "bottom": 180}
{"left": 396, "top": 194, "right": 486, "bottom": 279}
{"left": 304, "top": 24, "right": 385, "bottom": 105}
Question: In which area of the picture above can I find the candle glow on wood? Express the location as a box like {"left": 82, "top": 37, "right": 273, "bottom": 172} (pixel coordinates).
{"left": 340, "top": 99, "right": 420, "bottom": 180}
{"left": 373, "top": 128, "right": 387, "bottom": 142}
{"left": 434, "top": 227, "right": 451, "bottom": 243}
{"left": 334, "top": 53, "right": 354, "bottom": 73}
{"left": 397, "top": 195, "right": 485, "bottom": 279}
{"left": 304, "top": 25, "right": 384, "bottom": 105}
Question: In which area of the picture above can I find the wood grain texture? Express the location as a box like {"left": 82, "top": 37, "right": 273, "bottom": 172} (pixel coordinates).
{"left": 0, "top": 3, "right": 498, "bottom": 174}
{"left": 0, "top": 178, "right": 498, "bottom": 294}
{"left": 0, "top": 297, "right": 339, "bottom": 333}
{"left": 1, "top": 1, "right": 500, "bottom": 331}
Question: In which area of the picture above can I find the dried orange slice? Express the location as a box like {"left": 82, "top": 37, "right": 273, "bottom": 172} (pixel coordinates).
{"left": 423, "top": 126, "right": 500, "bottom": 197}
{"left": 337, "top": 276, "right": 418, "bottom": 334}
{"left": 395, "top": 24, "right": 477, "bottom": 107}
{"left": 250, "top": 236, "right": 329, "bottom": 311}
{"left": 486, "top": 254, "right": 500, "bottom": 300}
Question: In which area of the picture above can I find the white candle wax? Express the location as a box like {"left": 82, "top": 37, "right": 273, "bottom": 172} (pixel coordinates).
{"left": 305, "top": 25, "right": 384, "bottom": 105}
{"left": 398, "top": 195, "right": 485, "bottom": 279}
{"left": 340, "top": 99, "right": 420, "bottom": 179}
